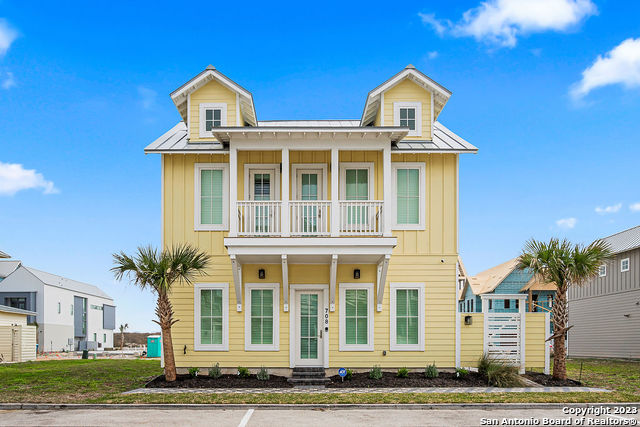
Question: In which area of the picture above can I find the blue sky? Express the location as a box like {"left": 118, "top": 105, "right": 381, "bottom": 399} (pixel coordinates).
{"left": 1, "top": 1, "right": 639, "bottom": 331}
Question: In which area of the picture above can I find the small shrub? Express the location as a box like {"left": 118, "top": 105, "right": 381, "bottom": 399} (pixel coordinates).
{"left": 455, "top": 368, "right": 469, "bottom": 379}
{"left": 208, "top": 362, "right": 222, "bottom": 378}
{"left": 424, "top": 363, "right": 439, "bottom": 378}
{"left": 477, "top": 353, "right": 493, "bottom": 377}
{"left": 396, "top": 367, "right": 410, "bottom": 378}
{"left": 257, "top": 366, "right": 270, "bottom": 381}
{"left": 369, "top": 365, "right": 383, "bottom": 380}
{"left": 345, "top": 368, "right": 354, "bottom": 380}
{"left": 188, "top": 367, "right": 200, "bottom": 377}
{"left": 237, "top": 366, "right": 250, "bottom": 378}
{"left": 486, "top": 364, "right": 524, "bottom": 387}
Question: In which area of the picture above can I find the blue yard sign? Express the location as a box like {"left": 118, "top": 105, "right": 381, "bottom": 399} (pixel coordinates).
{"left": 338, "top": 368, "right": 347, "bottom": 377}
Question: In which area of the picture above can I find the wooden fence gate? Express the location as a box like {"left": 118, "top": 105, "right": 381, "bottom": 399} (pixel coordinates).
{"left": 481, "top": 294, "right": 527, "bottom": 374}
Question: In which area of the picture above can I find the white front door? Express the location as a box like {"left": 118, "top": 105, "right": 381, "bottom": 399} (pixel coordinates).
{"left": 294, "top": 289, "right": 325, "bottom": 366}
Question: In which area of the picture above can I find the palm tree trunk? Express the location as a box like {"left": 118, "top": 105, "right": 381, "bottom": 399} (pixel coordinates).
{"left": 156, "top": 292, "right": 178, "bottom": 382}
{"left": 552, "top": 289, "right": 568, "bottom": 379}
{"left": 120, "top": 331, "right": 124, "bottom": 350}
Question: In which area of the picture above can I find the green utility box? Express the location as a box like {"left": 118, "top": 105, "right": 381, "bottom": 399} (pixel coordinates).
{"left": 147, "top": 335, "right": 161, "bottom": 358}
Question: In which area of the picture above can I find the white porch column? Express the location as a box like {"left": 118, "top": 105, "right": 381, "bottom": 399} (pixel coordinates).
{"left": 229, "top": 145, "right": 238, "bottom": 237}
{"left": 281, "top": 148, "right": 290, "bottom": 237}
{"left": 382, "top": 145, "right": 392, "bottom": 237}
{"left": 331, "top": 147, "right": 339, "bottom": 237}
{"left": 519, "top": 296, "right": 526, "bottom": 374}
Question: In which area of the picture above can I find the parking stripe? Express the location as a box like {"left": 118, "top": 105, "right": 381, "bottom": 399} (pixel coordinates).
{"left": 238, "top": 408, "right": 254, "bottom": 427}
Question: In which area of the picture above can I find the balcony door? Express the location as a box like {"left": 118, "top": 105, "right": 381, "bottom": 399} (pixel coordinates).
{"left": 249, "top": 169, "right": 276, "bottom": 233}
{"left": 295, "top": 169, "right": 323, "bottom": 234}
{"left": 342, "top": 166, "right": 371, "bottom": 227}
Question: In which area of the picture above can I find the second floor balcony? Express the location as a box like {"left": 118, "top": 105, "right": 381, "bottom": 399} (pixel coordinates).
{"left": 236, "top": 200, "right": 385, "bottom": 237}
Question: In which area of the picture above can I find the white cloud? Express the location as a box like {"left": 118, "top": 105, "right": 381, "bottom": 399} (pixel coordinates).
{"left": 0, "top": 162, "right": 58, "bottom": 196}
{"left": 0, "top": 19, "right": 18, "bottom": 56}
{"left": 1, "top": 70, "right": 15, "bottom": 89}
{"left": 137, "top": 86, "right": 157, "bottom": 110}
{"left": 427, "top": 51, "right": 438, "bottom": 59}
{"left": 630, "top": 202, "right": 640, "bottom": 213}
{"left": 571, "top": 38, "right": 640, "bottom": 99}
{"left": 556, "top": 217, "right": 577, "bottom": 229}
{"left": 595, "top": 203, "right": 622, "bottom": 215}
{"left": 421, "top": 0, "right": 597, "bottom": 48}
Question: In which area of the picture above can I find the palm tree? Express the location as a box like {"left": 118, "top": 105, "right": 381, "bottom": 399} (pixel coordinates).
{"left": 518, "top": 238, "right": 612, "bottom": 379}
{"left": 111, "top": 244, "right": 210, "bottom": 381}
{"left": 119, "top": 323, "right": 129, "bottom": 350}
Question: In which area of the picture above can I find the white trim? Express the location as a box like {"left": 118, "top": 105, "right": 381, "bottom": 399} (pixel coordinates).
{"left": 598, "top": 264, "right": 607, "bottom": 277}
{"left": 194, "top": 163, "right": 230, "bottom": 231}
{"left": 291, "top": 164, "right": 328, "bottom": 200}
{"left": 544, "top": 311, "right": 550, "bottom": 375}
{"left": 282, "top": 255, "right": 289, "bottom": 312}
{"left": 382, "top": 146, "right": 391, "bottom": 237}
{"left": 519, "top": 296, "right": 526, "bottom": 374}
{"left": 391, "top": 162, "right": 426, "bottom": 230}
{"left": 171, "top": 69, "right": 252, "bottom": 102}
{"left": 339, "top": 162, "right": 374, "bottom": 200}
{"left": 455, "top": 311, "right": 461, "bottom": 368}
{"left": 281, "top": 149, "right": 290, "bottom": 237}
{"left": 187, "top": 94, "right": 191, "bottom": 135}
{"left": 621, "top": 258, "right": 630, "bottom": 272}
{"left": 330, "top": 148, "right": 339, "bottom": 237}
{"left": 243, "top": 164, "right": 281, "bottom": 200}
{"left": 244, "top": 283, "right": 280, "bottom": 351}
{"left": 389, "top": 282, "right": 425, "bottom": 351}
{"left": 393, "top": 102, "right": 422, "bottom": 137}
{"left": 289, "top": 284, "right": 329, "bottom": 368}
{"left": 430, "top": 92, "right": 434, "bottom": 135}
{"left": 338, "top": 282, "right": 374, "bottom": 352}
{"left": 199, "top": 103, "right": 228, "bottom": 138}
{"left": 229, "top": 146, "right": 238, "bottom": 237}
{"left": 194, "top": 283, "right": 229, "bottom": 351}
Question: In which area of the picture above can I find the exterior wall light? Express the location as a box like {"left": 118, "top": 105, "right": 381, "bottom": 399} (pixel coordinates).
{"left": 258, "top": 269, "right": 266, "bottom": 279}
{"left": 464, "top": 315, "right": 473, "bottom": 325}
{"left": 353, "top": 269, "right": 361, "bottom": 279}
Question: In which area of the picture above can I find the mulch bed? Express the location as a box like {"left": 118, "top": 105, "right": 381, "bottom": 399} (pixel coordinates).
{"left": 525, "top": 372, "right": 582, "bottom": 387}
{"left": 146, "top": 374, "right": 294, "bottom": 388}
{"left": 326, "top": 371, "right": 488, "bottom": 388}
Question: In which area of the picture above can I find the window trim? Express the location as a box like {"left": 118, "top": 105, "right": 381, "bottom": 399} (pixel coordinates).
{"left": 391, "top": 162, "right": 426, "bottom": 230}
{"left": 244, "top": 283, "right": 280, "bottom": 351}
{"left": 198, "top": 103, "right": 227, "bottom": 138}
{"left": 243, "top": 164, "right": 281, "bottom": 200}
{"left": 389, "top": 282, "right": 425, "bottom": 351}
{"left": 291, "top": 164, "right": 328, "bottom": 200}
{"left": 194, "top": 163, "right": 230, "bottom": 231}
{"left": 194, "top": 283, "right": 229, "bottom": 351}
{"left": 339, "top": 162, "right": 375, "bottom": 200}
{"left": 599, "top": 264, "right": 607, "bottom": 277}
{"left": 339, "top": 282, "right": 374, "bottom": 351}
{"left": 621, "top": 258, "right": 630, "bottom": 272}
{"left": 393, "top": 102, "right": 422, "bottom": 137}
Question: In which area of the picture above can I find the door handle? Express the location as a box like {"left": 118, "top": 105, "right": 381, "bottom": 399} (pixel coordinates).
{"left": 319, "top": 329, "right": 323, "bottom": 339}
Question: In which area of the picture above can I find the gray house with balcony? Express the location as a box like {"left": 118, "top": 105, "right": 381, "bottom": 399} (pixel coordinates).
{"left": 568, "top": 225, "right": 640, "bottom": 359}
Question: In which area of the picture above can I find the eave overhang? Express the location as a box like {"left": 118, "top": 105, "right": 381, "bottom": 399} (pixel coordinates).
{"left": 210, "top": 126, "right": 409, "bottom": 143}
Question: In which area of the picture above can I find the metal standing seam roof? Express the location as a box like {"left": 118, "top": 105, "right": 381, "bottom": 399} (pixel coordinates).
{"left": 0, "top": 260, "right": 21, "bottom": 278}
{"left": 600, "top": 225, "right": 640, "bottom": 254}
{"left": 23, "top": 266, "right": 113, "bottom": 300}
{"left": 0, "top": 304, "right": 37, "bottom": 316}
{"left": 145, "top": 121, "right": 477, "bottom": 154}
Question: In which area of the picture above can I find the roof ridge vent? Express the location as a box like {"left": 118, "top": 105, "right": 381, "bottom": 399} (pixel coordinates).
{"left": 206, "top": 64, "right": 216, "bottom": 70}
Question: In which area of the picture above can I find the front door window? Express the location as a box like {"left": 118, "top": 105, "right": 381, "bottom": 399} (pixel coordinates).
{"left": 296, "top": 290, "right": 324, "bottom": 366}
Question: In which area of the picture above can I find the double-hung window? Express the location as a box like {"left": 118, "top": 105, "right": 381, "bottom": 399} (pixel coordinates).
{"left": 245, "top": 283, "right": 279, "bottom": 351}
{"left": 392, "top": 163, "right": 425, "bottom": 230}
{"left": 199, "top": 103, "right": 227, "bottom": 137}
{"left": 339, "top": 283, "right": 374, "bottom": 351}
{"left": 195, "top": 283, "right": 229, "bottom": 351}
{"left": 621, "top": 258, "right": 630, "bottom": 272}
{"left": 390, "top": 283, "right": 425, "bottom": 351}
{"left": 394, "top": 102, "right": 422, "bottom": 137}
{"left": 195, "top": 163, "right": 229, "bottom": 230}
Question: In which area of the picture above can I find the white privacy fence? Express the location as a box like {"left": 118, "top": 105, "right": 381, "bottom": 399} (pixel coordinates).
{"left": 481, "top": 294, "right": 527, "bottom": 374}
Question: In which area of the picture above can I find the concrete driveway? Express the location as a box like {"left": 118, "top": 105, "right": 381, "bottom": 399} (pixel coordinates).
{"left": 1, "top": 407, "right": 638, "bottom": 426}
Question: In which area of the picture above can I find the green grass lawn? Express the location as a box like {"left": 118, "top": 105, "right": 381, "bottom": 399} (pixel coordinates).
{"left": 0, "top": 358, "right": 637, "bottom": 404}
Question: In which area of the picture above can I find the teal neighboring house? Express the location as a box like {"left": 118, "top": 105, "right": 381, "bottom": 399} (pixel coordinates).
{"left": 459, "top": 258, "right": 555, "bottom": 315}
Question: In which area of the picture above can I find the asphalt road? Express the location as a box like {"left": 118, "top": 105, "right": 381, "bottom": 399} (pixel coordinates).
{"left": 1, "top": 407, "right": 638, "bottom": 426}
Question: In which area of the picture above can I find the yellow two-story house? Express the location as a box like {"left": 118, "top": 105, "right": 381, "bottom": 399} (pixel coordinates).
{"left": 145, "top": 64, "right": 478, "bottom": 376}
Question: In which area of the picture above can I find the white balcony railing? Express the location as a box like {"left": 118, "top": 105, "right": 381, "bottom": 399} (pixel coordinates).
{"left": 237, "top": 201, "right": 282, "bottom": 236}
{"left": 235, "top": 200, "right": 384, "bottom": 237}
{"left": 339, "top": 200, "right": 384, "bottom": 236}
{"left": 289, "top": 200, "right": 331, "bottom": 236}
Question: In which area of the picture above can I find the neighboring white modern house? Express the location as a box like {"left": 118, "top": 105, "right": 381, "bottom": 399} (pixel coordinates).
{"left": 0, "top": 260, "right": 116, "bottom": 352}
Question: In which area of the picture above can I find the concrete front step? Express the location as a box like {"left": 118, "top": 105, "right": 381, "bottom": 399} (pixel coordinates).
{"left": 289, "top": 367, "right": 329, "bottom": 386}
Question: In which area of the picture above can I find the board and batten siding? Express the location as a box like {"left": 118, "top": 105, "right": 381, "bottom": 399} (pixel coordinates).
{"left": 162, "top": 148, "right": 459, "bottom": 368}
{"left": 188, "top": 80, "right": 239, "bottom": 142}
{"left": 375, "top": 79, "right": 432, "bottom": 140}
{"left": 568, "top": 248, "right": 640, "bottom": 359}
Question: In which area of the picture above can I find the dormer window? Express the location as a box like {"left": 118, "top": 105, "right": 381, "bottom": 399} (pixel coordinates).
{"left": 393, "top": 102, "right": 422, "bottom": 137}
{"left": 199, "top": 103, "right": 227, "bottom": 138}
